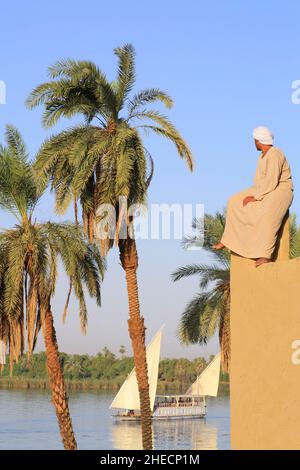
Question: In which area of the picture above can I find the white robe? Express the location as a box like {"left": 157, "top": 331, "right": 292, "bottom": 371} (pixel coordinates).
{"left": 221, "top": 147, "right": 293, "bottom": 259}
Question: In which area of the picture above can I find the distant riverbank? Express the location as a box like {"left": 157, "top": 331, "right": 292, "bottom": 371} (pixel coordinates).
{"left": 0, "top": 376, "right": 229, "bottom": 394}
{"left": 0, "top": 350, "right": 229, "bottom": 394}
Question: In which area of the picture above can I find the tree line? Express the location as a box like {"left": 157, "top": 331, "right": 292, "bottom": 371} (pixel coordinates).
{"left": 0, "top": 350, "right": 229, "bottom": 390}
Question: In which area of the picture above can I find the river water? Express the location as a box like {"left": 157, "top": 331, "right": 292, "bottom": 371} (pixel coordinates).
{"left": 0, "top": 389, "right": 230, "bottom": 450}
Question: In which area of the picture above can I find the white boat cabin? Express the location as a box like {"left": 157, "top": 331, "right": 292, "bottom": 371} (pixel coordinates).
{"left": 153, "top": 394, "right": 206, "bottom": 419}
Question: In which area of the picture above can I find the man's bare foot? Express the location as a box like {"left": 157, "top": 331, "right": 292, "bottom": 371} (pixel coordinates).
{"left": 255, "top": 257, "right": 271, "bottom": 267}
{"left": 212, "top": 242, "right": 225, "bottom": 250}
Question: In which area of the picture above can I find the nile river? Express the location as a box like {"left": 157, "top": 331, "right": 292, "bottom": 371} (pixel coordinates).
{"left": 0, "top": 389, "right": 230, "bottom": 450}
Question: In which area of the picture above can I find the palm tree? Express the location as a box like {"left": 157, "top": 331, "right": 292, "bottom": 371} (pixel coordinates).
{"left": 26, "top": 44, "right": 193, "bottom": 449}
{"left": 0, "top": 125, "right": 104, "bottom": 450}
{"left": 172, "top": 211, "right": 300, "bottom": 373}
{"left": 119, "top": 345, "right": 126, "bottom": 358}
{"left": 172, "top": 212, "right": 230, "bottom": 373}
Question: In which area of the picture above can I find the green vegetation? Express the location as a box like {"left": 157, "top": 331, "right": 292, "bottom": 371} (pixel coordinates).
{"left": 0, "top": 350, "right": 229, "bottom": 393}
{"left": 172, "top": 212, "right": 230, "bottom": 372}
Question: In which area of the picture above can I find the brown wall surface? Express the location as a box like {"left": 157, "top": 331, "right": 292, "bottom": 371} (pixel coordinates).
{"left": 230, "top": 221, "right": 300, "bottom": 449}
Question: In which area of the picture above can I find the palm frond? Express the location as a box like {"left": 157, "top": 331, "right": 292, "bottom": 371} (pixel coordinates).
{"left": 127, "top": 88, "right": 173, "bottom": 118}
{"left": 177, "top": 289, "right": 222, "bottom": 345}
{"left": 172, "top": 263, "right": 229, "bottom": 290}
{"left": 137, "top": 123, "right": 193, "bottom": 171}
{"left": 114, "top": 44, "right": 136, "bottom": 112}
{"left": 0, "top": 126, "right": 39, "bottom": 219}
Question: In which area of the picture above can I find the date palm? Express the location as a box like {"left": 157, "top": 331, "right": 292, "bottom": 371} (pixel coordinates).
{"left": 172, "top": 213, "right": 230, "bottom": 372}
{"left": 0, "top": 125, "right": 104, "bottom": 449}
{"left": 173, "top": 211, "right": 300, "bottom": 373}
{"left": 26, "top": 44, "right": 193, "bottom": 449}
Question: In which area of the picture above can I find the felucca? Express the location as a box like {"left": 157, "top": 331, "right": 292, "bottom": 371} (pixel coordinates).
{"left": 110, "top": 328, "right": 221, "bottom": 420}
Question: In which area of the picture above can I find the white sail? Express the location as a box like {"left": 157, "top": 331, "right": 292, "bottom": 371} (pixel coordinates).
{"left": 185, "top": 352, "right": 221, "bottom": 397}
{"left": 110, "top": 327, "right": 163, "bottom": 411}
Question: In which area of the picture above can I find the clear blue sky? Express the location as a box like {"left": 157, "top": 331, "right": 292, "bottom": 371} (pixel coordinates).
{"left": 1, "top": 0, "right": 300, "bottom": 358}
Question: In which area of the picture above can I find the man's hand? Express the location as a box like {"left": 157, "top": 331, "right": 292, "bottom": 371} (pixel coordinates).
{"left": 243, "top": 195, "right": 257, "bottom": 206}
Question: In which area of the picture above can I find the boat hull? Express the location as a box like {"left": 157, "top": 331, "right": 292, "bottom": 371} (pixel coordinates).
{"left": 152, "top": 413, "right": 206, "bottom": 420}
{"left": 112, "top": 415, "right": 142, "bottom": 421}
{"left": 113, "top": 405, "right": 206, "bottom": 421}
{"left": 113, "top": 414, "right": 206, "bottom": 421}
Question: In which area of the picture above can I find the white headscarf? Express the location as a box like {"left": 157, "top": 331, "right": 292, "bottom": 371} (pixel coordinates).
{"left": 253, "top": 126, "right": 274, "bottom": 145}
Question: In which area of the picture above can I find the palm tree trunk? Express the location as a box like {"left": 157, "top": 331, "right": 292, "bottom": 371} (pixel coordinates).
{"left": 41, "top": 305, "right": 77, "bottom": 450}
{"left": 219, "top": 301, "right": 230, "bottom": 373}
{"left": 119, "top": 238, "right": 153, "bottom": 450}
{"left": 74, "top": 198, "right": 79, "bottom": 225}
